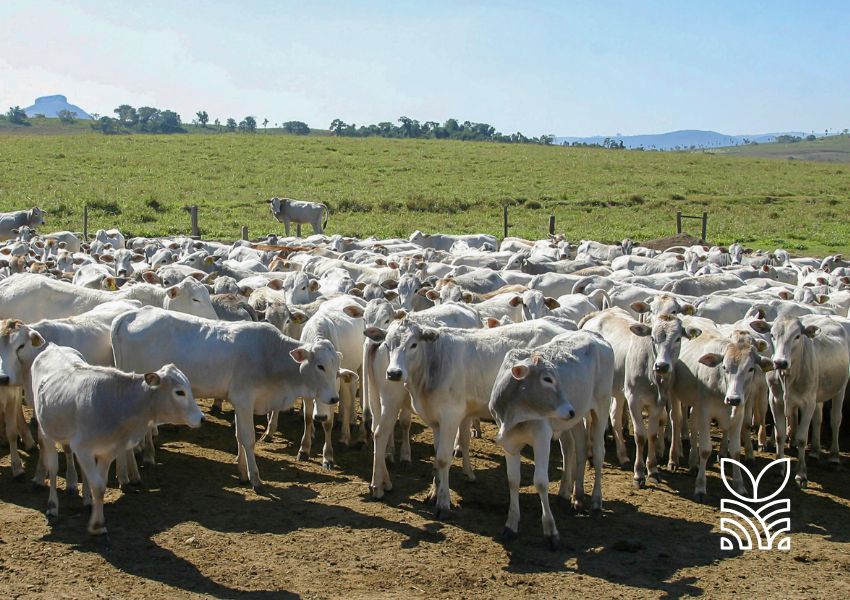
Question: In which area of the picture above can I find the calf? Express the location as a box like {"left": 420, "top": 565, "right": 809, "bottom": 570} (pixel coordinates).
{"left": 32, "top": 343, "right": 202, "bottom": 535}
{"left": 489, "top": 331, "right": 614, "bottom": 548}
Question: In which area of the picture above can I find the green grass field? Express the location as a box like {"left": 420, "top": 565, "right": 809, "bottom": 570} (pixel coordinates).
{"left": 704, "top": 133, "right": 850, "bottom": 163}
{"left": 1, "top": 126, "right": 849, "bottom": 255}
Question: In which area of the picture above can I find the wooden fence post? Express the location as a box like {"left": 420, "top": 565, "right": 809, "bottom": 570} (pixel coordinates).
{"left": 503, "top": 205, "right": 508, "bottom": 239}
{"left": 701, "top": 212, "right": 708, "bottom": 241}
{"left": 241, "top": 226, "right": 249, "bottom": 241}
{"left": 676, "top": 211, "right": 682, "bottom": 234}
{"left": 548, "top": 214, "right": 555, "bottom": 236}
{"left": 83, "top": 205, "right": 89, "bottom": 240}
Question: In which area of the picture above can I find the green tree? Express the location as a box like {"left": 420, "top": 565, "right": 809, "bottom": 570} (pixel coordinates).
{"left": 282, "top": 121, "right": 310, "bottom": 135}
{"left": 137, "top": 106, "right": 160, "bottom": 131}
{"left": 214, "top": 118, "right": 221, "bottom": 130}
{"left": 114, "top": 104, "right": 138, "bottom": 127}
{"left": 262, "top": 117, "right": 269, "bottom": 129}
{"left": 58, "top": 110, "right": 77, "bottom": 124}
{"left": 196, "top": 110, "right": 209, "bottom": 127}
{"left": 329, "top": 118, "right": 347, "bottom": 135}
{"left": 226, "top": 118, "right": 237, "bottom": 131}
{"left": 5, "top": 106, "right": 29, "bottom": 125}
{"left": 156, "top": 110, "right": 183, "bottom": 133}
{"left": 91, "top": 116, "right": 122, "bottom": 134}
{"left": 238, "top": 116, "right": 257, "bottom": 132}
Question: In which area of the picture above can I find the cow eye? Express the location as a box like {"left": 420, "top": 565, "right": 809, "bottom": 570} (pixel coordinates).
{"left": 192, "top": 298, "right": 200, "bottom": 303}
{"left": 795, "top": 335, "right": 800, "bottom": 340}
{"left": 749, "top": 367, "right": 754, "bottom": 372}
{"left": 317, "top": 365, "right": 325, "bottom": 371}
{"left": 542, "top": 376, "right": 554, "bottom": 384}
{"left": 411, "top": 343, "right": 418, "bottom": 349}
{"left": 175, "top": 390, "right": 186, "bottom": 397}
{"left": 16, "top": 344, "right": 25, "bottom": 352}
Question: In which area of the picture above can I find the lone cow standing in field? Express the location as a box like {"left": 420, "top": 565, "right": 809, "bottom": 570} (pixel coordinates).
{"left": 267, "top": 196, "right": 329, "bottom": 236}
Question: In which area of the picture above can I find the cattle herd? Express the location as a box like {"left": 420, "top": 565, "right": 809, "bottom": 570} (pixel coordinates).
{"left": 1, "top": 204, "right": 849, "bottom": 551}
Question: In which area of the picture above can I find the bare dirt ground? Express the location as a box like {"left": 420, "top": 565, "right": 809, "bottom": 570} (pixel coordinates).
{"left": 2, "top": 399, "right": 849, "bottom": 599}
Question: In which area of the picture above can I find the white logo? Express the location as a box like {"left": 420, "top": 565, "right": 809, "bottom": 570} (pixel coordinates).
{"left": 719, "top": 457, "right": 792, "bottom": 551}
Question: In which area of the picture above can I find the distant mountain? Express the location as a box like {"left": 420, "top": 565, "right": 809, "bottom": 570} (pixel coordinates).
{"left": 24, "top": 95, "right": 92, "bottom": 120}
{"left": 554, "top": 129, "right": 808, "bottom": 150}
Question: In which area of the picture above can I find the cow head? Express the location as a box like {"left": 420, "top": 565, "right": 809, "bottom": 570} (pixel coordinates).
{"left": 28, "top": 207, "right": 46, "bottom": 226}
{"left": 521, "top": 289, "right": 559, "bottom": 321}
{"left": 289, "top": 339, "right": 356, "bottom": 414}
{"left": 752, "top": 316, "right": 818, "bottom": 372}
{"left": 164, "top": 277, "right": 218, "bottom": 319}
{"left": 629, "top": 315, "right": 700, "bottom": 400}
{"left": 382, "top": 320, "right": 439, "bottom": 383}
{"left": 0, "top": 320, "right": 46, "bottom": 386}
{"left": 698, "top": 332, "right": 773, "bottom": 406}
{"left": 147, "top": 363, "right": 204, "bottom": 429}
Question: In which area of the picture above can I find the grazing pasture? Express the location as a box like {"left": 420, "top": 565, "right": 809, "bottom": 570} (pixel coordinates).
{"left": 1, "top": 131, "right": 849, "bottom": 254}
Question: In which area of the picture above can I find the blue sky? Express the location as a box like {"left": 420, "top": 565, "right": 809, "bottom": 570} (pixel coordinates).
{"left": 1, "top": 0, "right": 847, "bottom": 136}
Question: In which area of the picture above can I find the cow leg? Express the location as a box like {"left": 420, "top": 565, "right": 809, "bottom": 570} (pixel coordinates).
{"left": 795, "top": 402, "right": 816, "bottom": 488}
{"left": 81, "top": 453, "right": 110, "bottom": 536}
{"left": 809, "top": 403, "right": 822, "bottom": 460}
{"left": 63, "top": 445, "right": 78, "bottom": 495}
{"left": 728, "top": 415, "right": 747, "bottom": 496}
{"left": 126, "top": 449, "right": 142, "bottom": 485}
{"left": 433, "top": 415, "right": 462, "bottom": 518}
{"left": 338, "top": 381, "right": 353, "bottom": 447}
{"left": 646, "top": 405, "right": 663, "bottom": 484}
{"left": 258, "top": 411, "right": 279, "bottom": 443}
{"left": 425, "top": 423, "right": 440, "bottom": 505}
{"left": 210, "top": 398, "right": 224, "bottom": 415}
{"left": 694, "top": 411, "right": 711, "bottom": 502}
{"left": 531, "top": 425, "right": 559, "bottom": 549}
{"left": 687, "top": 409, "right": 700, "bottom": 471}
{"left": 458, "top": 416, "right": 475, "bottom": 482}
{"left": 284, "top": 218, "right": 291, "bottom": 237}
{"left": 668, "top": 399, "right": 683, "bottom": 471}
{"left": 571, "top": 422, "right": 588, "bottom": 511}
{"left": 589, "top": 409, "right": 606, "bottom": 511}
{"left": 42, "top": 433, "right": 59, "bottom": 523}
{"left": 742, "top": 401, "right": 755, "bottom": 463}
{"left": 320, "top": 410, "right": 335, "bottom": 470}
{"left": 627, "top": 397, "right": 647, "bottom": 487}
{"left": 609, "top": 393, "right": 629, "bottom": 466}
{"left": 3, "top": 396, "right": 25, "bottom": 479}
{"left": 399, "top": 405, "right": 413, "bottom": 464}
{"left": 557, "top": 430, "right": 576, "bottom": 501}
{"left": 829, "top": 393, "right": 844, "bottom": 465}
{"left": 233, "top": 405, "right": 263, "bottom": 491}
{"left": 370, "top": 394, "right": 402, "bottom": 498}
{"left": 298, "top": 398, "right": 314, "bottom": 460}
{"left": 655, "top": 405, "right": 668, "bottom": 462}
{"left": 503, "top": 451, "right": 522, "bottom": 538}
{"left": 16, "top": 399, "right": 35, "bottom": 450}
{"left": 471, "top": 418, "right": 482, "bottom": 439}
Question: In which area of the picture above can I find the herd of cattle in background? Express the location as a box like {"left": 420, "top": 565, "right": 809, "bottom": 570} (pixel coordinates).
{"left": 1, "top": 200, "right": 849, "bottom": 549}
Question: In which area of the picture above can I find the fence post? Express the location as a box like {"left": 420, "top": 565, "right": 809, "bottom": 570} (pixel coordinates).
{"left": 701, "top": 212, "right": 708, "bottom": 241}
{"left": 296, "top": 223, "right": 302, "bottom": 238}
{"left": 548, "top": 213, "right": 555, "bottom": 236}
{"left": 190, "top": 205, "right": 199, "bottom": 238}
{"left": 241, "top": 226, "right": 249, "bottom": 241}
{"left": 83, "top": 205, "right": 89, "bottom": 240}
{"left": 676, "top": 211, "right": 682, "bottom": 234}
{"left": 503, "top": 205, "right": 508, "bottom": 239}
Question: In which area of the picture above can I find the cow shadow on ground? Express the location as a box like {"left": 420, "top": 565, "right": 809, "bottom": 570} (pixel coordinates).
{"left": 0, "top": 421, "right": 446, "bottom": 599}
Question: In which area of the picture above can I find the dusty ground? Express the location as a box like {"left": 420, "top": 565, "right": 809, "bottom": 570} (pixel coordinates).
{"left": 1, "top": 400, "right": 849, "bottom": 599}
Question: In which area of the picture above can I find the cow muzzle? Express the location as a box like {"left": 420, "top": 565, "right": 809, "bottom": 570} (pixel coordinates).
{"left": 654, "top": 362, "right": 670, "bottom": 374}
{"left": 386, "top": 369, "right": 403, "bottom": 382}
{"left": 725, "top": 396, "right": 742, "bottom": 407}
{"left": 773, "top": 359, "right": 789, "bottom": 371}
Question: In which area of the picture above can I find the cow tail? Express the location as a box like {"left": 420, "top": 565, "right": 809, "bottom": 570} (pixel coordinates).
{"left": 322, "top": 204, "right": 329, "bottom": 230}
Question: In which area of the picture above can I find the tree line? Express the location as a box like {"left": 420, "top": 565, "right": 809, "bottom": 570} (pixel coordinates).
{"left": 328, "top": 116, "right": 555, "bottom": 145}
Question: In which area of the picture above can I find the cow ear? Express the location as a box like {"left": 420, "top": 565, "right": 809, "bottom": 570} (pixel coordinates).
{"left": 393, "top": 309, "right": 407, "bottom": 320}
{"left": 425, "top": 289, "right": 440, "bottom": 301}
{"left": 509, "top": 295, "right": 523, "bottom": 307}
{"left": 817, "top": 295, "right": 829, "bottom": 304}
{"left": 267, "top": 278, "right": 284, "bottom": 291}
{"left": 462, "top": 292, "right": 473, "bottom": 303}
{"left": 348, "top": 287, "right": 363, "bottom": 297}
{"left": 681, "top": 303, "right": 696, "bottom": 315}
{"left": 684, "top": 327, "right": 702, "bottom": 340}
{"left": 510, "top": 364, "right": 529, "bottom": 380}
{"left": 630, "top": 301, "right": 650, "bottom": 314}
{"left": 384, "top": 290, "right": 399, "bottom": 302}
{"left": 419, "top": 328, "right": 440, "bottom": 342}
{"left": 629, "top": 323, "right": 651, "bottom": 337}
{"left": 803, "top": 325, "right": 819, "bottom": 338}
{"left": 10, "top": 228, "right": 19, "bottom": 234}
{"left": 698, "top": 353, "right": 723, "bottom": 368}
{"left": 141, "top": 271, "right": 156, "bottom": 283}
{"left": 758, "top": 356, "right": 775, "bottom": 372}
{"left": 544, "top": 297, "right": 560, "bottom": 310}
{"left": 485, "top": 317, "right": 501, "bottom": 328}
{"left": 144, "top": 372, "right": 161, "bottom": 387}
{"left": 190, "top": 272, "right": 205, "bottom": 281}
{"left": 749, "top": 320, "right": 771, "bottom": 334}
{"left": 777, "top": 290, "right": 792, "bottom": 300}
{"left": 29, "top": 331, "right": 45, "bottom": 347}
{"left": 166, "top": 287, "right": 179, "bottom": 299}
{"left": 290, "top": 310, "right": 308, "bottom": 324}
{"left": 289, "top": 347, "right": 311, "bottom": 363}
{"left": 755, "top": 339, "right": 769, "bottom": 353}
{"left": 337, "top": 368, "right": 359, "bottom": 383}
{"left": 381, "top": 279, "right": 398, "bottom": 290}
{"left": 100, "top": 254, "right": 114, "bottom": 263}
{"left": 308, "top": 279, "right": 320, "bottom": 292}
{"left": 342, "top": 304, "right": 364, "bottom": 319}
{"left": 204, "top": 256, "right": 215, "bottom": 265}
{"left": 374, "top": 258, "right": 386, "bottom": 266}
{"left": 416, "top": 286, "right": 432, "bottom": 297}
{"left": 363, "top": 327, "right": 387, "bottom": 342}
{"left": 388, "top": 260, "right": 399, "bottom": 270}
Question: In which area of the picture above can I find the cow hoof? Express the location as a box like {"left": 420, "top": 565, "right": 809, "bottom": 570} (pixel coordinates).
{"left": 322, "top": 460, "right": 335, "bottom": 471}
{"left": 209, "top": 406, "right": 221, "bottom": 416}
{"left": 502, "top": 527, "right": 517, "bottom": 541}
{"left": 12, "top": 472, "right": 26, "bottom": 483}
{"left": 619, "top": 460, "right": 630, "bottom": 469}
{"left": 252, "top": 483, "right": 266, "bottom": 495}
{"left": 31, "top": 480, "right": 47, "bottom": 492}
{"left": 297, "top": 451, "right": 309, "bottom": 461}
{"left": 829, "top": 461, "right": 843, "bottom": 472}
{"left": 370, "top": 486, "right": 385, "bottom": 500}
{"left": 142, "top": 459, "right": 156, "bottom": 468}
{"left": 572, "top": 499, "right": 585, "bottom": 513}
{"left": 66, "top": 486, "right": 79, "bottom": 498}
{"left": 796, "top": 476, "right": 808, "bottom": 489}
{"left": 45, "top": 511, "right": 58, "bottom": 525}
{"left": 399, "top": 459, "right": 411, "bottom": 468}
{"left": 633, "top": 478, "right": 645, "bottom": 489}
{"left": 545, "top": 534, "right": 561, "bottom": 551}
{"left": 120, "top": 483, "right": 141, "bottom": 494}
{"left": 453, "top": 448, "right": 463, "bottom": 458}
{"left": 694, "top": 492, "right": 707, "bottom": 503}
{"left": 666, "top": 463, "right": 677, "bottom": 472}
{"left": 591, "top": 507, "right": 603, "bottom": 518}
{"left": 91, "top": 532, "right": 112, "bottom": 549}
{"left": 464, "top": 473, "right": 476, "bottom": 483}
{"left": 471, "top": 430, "right": 481, "bottom": 439}
{"left": 352, "top": 440, "right": 366, "bottom": 451}
{"left": 433, "top": 506, "right": 450, "bottom": 520}
{"left": 647, "top": 474, "right": 660, "bottom": 486}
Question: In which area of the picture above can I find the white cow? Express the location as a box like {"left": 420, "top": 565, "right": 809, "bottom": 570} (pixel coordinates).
{"left": 489, "top": 330, "right": 614, "bottom": 547}
{"left": 268, "top": 196, "right": 329, "bottom": 236}
{"left": 32, "top": 342, "right": 202, "bottom": 535}
{"left": 0, "top": 207, "right": 46, "bottom": 242}
{"left": 111, "top": 307, "right": 355, "bottom": 490}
